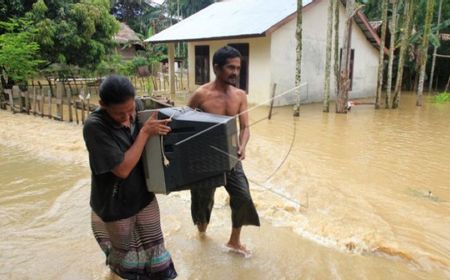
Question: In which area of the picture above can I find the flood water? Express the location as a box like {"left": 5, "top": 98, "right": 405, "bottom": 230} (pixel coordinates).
{"left": 0, "top": 94, "right": 449, "bottom": 279}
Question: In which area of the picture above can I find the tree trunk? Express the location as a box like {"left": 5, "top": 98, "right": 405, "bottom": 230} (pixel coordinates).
{"left": 336, "top": 0, "right": 354, "bottom": 114}
{"left": 428, "top": 0, "right": 443, "bottom": 93}
{"left": 293, "top": 0, "right": 303, "bottom": 117}
{"left": 323, "top": 0, "right": 335, "bottom": 113}
{"left": 445, "top": 74, "right": 450, "bottom": 92}
{"left": 333, "top": 0, "right": 340, "bottom": 106}
{"left": 386, "top": 0, "right": 398, "bottom": 109}
{"left": 416, "top": 0, "right": 435, "bottom": 106}
{"left": 375, "top": 0, "right": 388, "bottom": 109}
{"left": 393, "top": 0, "right": 415, "bottom": 109}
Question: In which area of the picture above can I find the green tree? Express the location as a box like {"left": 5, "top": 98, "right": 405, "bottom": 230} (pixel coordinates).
{"left": 364, "top": 0, "right": 450, "bottom": 94}
{"left": 416, "top": 0, "right": 435, "bottom": 106}
{"left": 111, "top": 0, "right": 162, "bottom": 35}
{"left": 386, "top": 0, "right": 398, "bottom": 109}
{"left": 164, "top": 0, "right": 214, "bottom": 19}
{"left": 428, "top": 0, "right": 444, "bottom": 92}
{"left": 393, "top": 0, "right": 415, "bottom": 108}
{"left": 375, "top": 0, "right": 388, "bottom": 109}
{"left": 27, "top": 0, "right": 119, "bottom": 70}
{"left": 0, "top": 0, "right": 34, "bottom": 22}
{"left": 0, "top": 19, "right": 42, "bottom": 87}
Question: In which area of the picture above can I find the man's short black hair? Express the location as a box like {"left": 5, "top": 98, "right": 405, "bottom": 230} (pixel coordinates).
{"left": 99, "top": 75, "right": 135, "bottom": 106}
{"left": 213, "top": 46, "right": 242, "bottom": 68}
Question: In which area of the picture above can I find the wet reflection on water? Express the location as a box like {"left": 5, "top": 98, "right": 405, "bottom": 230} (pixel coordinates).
{"left": 0, "top": 94, "right": 449, "bottom": 279}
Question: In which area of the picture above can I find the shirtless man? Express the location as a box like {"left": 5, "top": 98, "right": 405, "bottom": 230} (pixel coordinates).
{"left": 188, "top": 46, "right": 260, "bottom": 257}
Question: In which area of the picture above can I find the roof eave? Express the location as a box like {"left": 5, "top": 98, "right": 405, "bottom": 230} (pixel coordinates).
{"left": 146, "top": 33, "right": 267, "bottom": 44}
{"left": 354, "top": 10, "right": 389, "bottom": 55}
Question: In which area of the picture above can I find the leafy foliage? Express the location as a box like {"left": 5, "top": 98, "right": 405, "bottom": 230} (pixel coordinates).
{"left": 26, "top": 0, "right": 119, "bottom": 69}
{"left": 0, "top": 19, "right": 43, "bottom": 85}
{"left": 434, "top": 91, "right": 450, "bottom": 103}
{"left": 361, "top": 0, "right": 450, "bottom": 91}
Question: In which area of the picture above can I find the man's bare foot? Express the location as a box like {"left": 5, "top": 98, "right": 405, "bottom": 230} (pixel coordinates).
{"left": 197, "top": 223, "right": 208, "bottom": 233}
{"left": 224, "top": 243, "right": 252, "bottom": 258}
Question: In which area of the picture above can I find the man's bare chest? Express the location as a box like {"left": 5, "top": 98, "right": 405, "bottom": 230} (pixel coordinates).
{"left": 200, "top": 97, "right": 240, "bottom": 116}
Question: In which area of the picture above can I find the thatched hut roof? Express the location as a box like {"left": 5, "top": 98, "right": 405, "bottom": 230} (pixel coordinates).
{"left": 114, "top": 23, "right": 142, "bottom": 45}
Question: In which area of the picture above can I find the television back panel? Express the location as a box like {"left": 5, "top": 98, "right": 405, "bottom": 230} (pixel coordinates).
{"left": 138, "top": 107, "right": 239, "bottom": 194}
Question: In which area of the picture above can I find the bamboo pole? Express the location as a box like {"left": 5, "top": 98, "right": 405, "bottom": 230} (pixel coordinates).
{"left": 322, "top": 0, "right": 335, "bottom": 113}
{"left": 293, "top": 0, "right": 303, "bottom": 117}
{"left": 416, "top": 0, "right": 435, "bottom": 106}
{"left": 268, "top": 83, "right": 277, "bottom": 120}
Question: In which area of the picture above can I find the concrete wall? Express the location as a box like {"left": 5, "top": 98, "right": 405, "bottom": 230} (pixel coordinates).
{"left": 186, "top": 0, "right": 379, "bottom": 106}
{"left": 187, "top": 37, "right": 271, "bottom": 104}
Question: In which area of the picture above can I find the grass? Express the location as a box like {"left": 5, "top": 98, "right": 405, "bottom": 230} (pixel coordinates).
{"left": 434, "top": 92, "right": 450, "bottom": 103}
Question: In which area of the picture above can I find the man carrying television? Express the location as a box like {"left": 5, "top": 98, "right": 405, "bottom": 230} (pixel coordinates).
{"left": 188, "top": 46, "right": 260, "bottom": 258}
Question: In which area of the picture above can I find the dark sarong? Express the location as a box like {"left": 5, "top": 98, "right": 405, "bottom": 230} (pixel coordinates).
{"left": 191, "top": 161, "right": 260, "bottom": 228}
{"left": 92, "top": 199, "right": 177, "bottom": 280}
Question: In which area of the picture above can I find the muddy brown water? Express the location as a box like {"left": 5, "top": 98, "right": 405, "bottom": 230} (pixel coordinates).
{"left": 0, "top": 94, "right": 449, "bottom": 279}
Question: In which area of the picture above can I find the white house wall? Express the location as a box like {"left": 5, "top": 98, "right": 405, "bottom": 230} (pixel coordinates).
{"left": 270, "top": 0, "right": 379, "bottom": 106}
{"left": 187, "top": 37, "right": 271, "bottom": 104}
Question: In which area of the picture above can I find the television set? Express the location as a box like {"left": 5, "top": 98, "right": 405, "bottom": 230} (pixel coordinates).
{"left": 137, "top": 107, "right": 239, "bottom": 194}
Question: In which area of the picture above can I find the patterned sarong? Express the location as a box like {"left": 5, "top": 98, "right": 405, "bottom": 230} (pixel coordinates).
{"left": 92, "top": 199, "right": 177, "bottom": 279}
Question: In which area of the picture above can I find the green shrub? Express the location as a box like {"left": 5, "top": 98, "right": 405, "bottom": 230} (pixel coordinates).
{"left": 434, "top": 92, "right": 450, "bottom": 103}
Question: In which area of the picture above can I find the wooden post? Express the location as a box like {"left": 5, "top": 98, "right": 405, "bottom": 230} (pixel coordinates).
{"left": 65, "top": 82, "right": 73, "bottom": 122}
{"left": 24, "top": 90, "right": 30, "bottom": 114}
{"left": 445, "top": 74, "right": 450, "bottom": 93}
{"left": 180, "top": 61, "right": 184, "bottom": 90}
{"left": 268, "top": 83, "right": 277, "bottom": 120}
{"left": 81, "top": 87, "right": 86, "bottom": 124}
{"left": 56, "top": 82, "right": 64, "bottom": 121}
{"left": 74, "top": 101, "right": 79, "bottom": 124}
{"left": 0, "top": 82, "right": 5, "bottom": 110}
{"left": 86, "top": 86, "right": 91, "bottom": 117}
{"left": 68, "top": 80, "right": 79, "bottom": 124}
{"left": 47, "top": 88, "right": 52, "bottom": 119}
{"left": 186, "top": 60, "right": 190, "bottom": 92}
{"left": 32, "top": 82, "right": 37, "bottom": 116}
{"left": 12, "top": 86, "right": 20, "bottom": 113}
{"left": 168, "top": 42, "right": 176, "bottom": 101}
{"left": 38, "top": 82, "right": 44, "bottom": 118}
